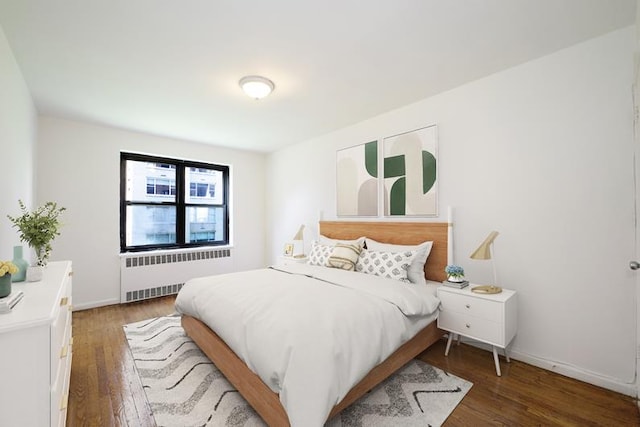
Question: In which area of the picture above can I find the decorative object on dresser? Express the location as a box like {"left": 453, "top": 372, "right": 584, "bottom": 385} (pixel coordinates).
{"left": 0, "top": 260, "right": 18, "bottom": 297}
{"left": 442, "top": 280, "right": 469, "bottom": 289}
{"left": 11, "top": 245, "right": 28, "bottom": 282}
{"left": 445, "top": 264, "right": 465, "bottom": 282}
{"left": 0, "top": 261, "right": 73, "bottom": 426}
{"left": 469, "top": 230, "right": 501, "bottom": 294}
{"left": 283, "top": 242, "right": 294, "bottom": 256}
{"left": 125, "top": 315, "right": 472, "bottom": 427}
{"left": 437, "top": 285, "right": 517, "bottom": 376}
{"left": 0, "top": 290, "right": 24, "bottom": 313}
{"left": 7, "top": 200, "right": 66, "bottom": 282}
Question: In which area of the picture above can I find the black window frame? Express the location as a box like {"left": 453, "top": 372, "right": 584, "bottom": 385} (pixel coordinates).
{"left": 120, "top": 152, "right": 230, "bottom": 252}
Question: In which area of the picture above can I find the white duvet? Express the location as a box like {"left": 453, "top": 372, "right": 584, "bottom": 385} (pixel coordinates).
{"left": 175, "top": 263, "right": 440, "bottom": 427}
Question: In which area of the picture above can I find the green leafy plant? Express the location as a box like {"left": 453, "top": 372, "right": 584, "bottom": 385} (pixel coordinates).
{"left": 7, "top": 200, "right": 66, "bottom": 266}
{"left": 445, "top": 264, "right": 464, "bottom": 278}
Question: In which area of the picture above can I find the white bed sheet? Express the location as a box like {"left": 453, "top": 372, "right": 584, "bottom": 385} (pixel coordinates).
{"left": 175, "top": 263, "right": 440, "bottom": 427}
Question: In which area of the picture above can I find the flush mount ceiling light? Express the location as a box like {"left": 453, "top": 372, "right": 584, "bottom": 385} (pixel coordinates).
{"left": 239, "top": 75, "right": 275, "bottom": 100}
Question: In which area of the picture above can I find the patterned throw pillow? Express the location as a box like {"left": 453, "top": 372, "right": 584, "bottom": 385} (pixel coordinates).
{"left": 356, "top": 249, "right": 416, "bottom": 282}
{"left": 326, "top": 243, "right": 363, "bottom": 271}
{"left": 365, "top": 238, "right": 433, "bottom": 285}
{"left": 307, "top": 241, "right": 334, "bottom": 266}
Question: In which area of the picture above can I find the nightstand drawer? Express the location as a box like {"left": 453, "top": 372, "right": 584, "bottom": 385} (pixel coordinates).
{"left": 438, "top": 291, "right": 502, "bottom": 322}
{"left": 438, "top": 310, "right": 503, "bottom": 346}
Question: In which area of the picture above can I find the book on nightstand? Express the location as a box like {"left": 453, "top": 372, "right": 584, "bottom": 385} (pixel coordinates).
{"left": 0, "top": 291, "right": 24, "bottom": 314}
{"left": 442, "top": 280, "right": 469, "bottom": 289}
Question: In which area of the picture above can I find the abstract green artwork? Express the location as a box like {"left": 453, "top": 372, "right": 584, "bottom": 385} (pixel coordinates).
{"left": 383, "top": 125, "right": 437, "bottom": 216}
{"left": 336, "top": 141, "right": 378, "bottom": 216}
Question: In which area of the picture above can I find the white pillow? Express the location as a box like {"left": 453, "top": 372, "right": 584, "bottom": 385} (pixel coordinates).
{"left": 365, "top": 239, "right": 433, "bottom": 285}
{"left": 319, "top": 234, "right": 365, "bottom": 247}
{"left": 326, "top": 243, "right": 362, "bottom": 271}
{"left": 356, "top": 249, "right": 416, "bottom": 283}
{"left": 307, "top": 241, "right": 334, "bottom": 266}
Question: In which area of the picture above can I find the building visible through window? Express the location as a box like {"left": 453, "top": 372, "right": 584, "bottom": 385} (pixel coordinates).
{"left": 120, "top": 153, "right": 229, "bottom": 251}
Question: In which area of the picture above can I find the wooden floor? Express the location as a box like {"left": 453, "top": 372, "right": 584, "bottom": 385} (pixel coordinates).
{"left": 68, "top": 296, "right": 640, "bottom": 426}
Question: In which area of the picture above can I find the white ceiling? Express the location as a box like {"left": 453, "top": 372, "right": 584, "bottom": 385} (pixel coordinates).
{"left": 0, "top": 0, "right": 635, "bottom": 152}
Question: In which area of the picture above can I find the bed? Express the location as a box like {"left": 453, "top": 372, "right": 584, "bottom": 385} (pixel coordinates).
{"left": 176, "top": 221, "right": 449, "bottom": 426}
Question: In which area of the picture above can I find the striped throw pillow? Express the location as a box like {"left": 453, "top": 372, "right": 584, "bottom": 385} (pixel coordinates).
{"left": 326, "top": 243, "right": 363, "bottom": 271}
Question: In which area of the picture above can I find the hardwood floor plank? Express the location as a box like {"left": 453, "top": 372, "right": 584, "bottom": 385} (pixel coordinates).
{"left": 68, "top": 296, "right": 640, "bottom": 426}
{"left": 419, "top": 339, "right": 640, "bottom": 426}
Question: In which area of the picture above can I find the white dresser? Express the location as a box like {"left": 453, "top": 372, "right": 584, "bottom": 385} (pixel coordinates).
{"left": 0, "top": 261, "right": 73, "bottom": 427}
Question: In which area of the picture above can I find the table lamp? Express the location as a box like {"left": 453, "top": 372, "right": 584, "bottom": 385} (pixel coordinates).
{"left": 469, "top": 231, "right": 501, "bottom": 294}
{"left": 292, "top": 224, "right": 305, "bottom": 258}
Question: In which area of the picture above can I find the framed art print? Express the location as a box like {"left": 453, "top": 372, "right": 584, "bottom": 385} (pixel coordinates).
{"left": 336, "top": 140, "right": 378, "bottom": 216}
{"left": 383, "top": 125, "right": 437, "bottom": 216}
{"left": 283, "top": 243, "right": 294, "bottom": 256}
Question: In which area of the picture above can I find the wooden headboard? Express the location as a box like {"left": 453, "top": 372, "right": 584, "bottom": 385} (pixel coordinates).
{"left": 319, "top": 221, "right": 449, "bottom": 283}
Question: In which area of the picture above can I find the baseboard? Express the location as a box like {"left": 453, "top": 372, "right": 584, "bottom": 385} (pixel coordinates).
{"left": 454, "top": 337, "right": 637, "bottom": 397}
{"left": 72, "top": 297, "right": 121, "bottom": 311}
{"left": 509, "top": 349, "right": 636, "bottom": 397}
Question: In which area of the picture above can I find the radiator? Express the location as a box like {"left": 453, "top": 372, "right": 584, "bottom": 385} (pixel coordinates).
{"left": 120, "top": 248, "right": 233, "bottom": 303}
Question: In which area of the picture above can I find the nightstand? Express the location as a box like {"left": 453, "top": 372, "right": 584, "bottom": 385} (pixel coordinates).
{"left": 278, "top": 256, "right": 308, "bottom": 266}
{"left": 437, "top": 285, "right": 517, "bottom": 376}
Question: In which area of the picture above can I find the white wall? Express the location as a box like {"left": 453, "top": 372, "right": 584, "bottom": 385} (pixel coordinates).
{"left": 266, "top": 27, "right": 636, "bottom": 394}
{"left": 37, "top": 117, "right": 266, "bottom": 309}
{"left": 0, "top": 26, "right": 37, "bottom": 261}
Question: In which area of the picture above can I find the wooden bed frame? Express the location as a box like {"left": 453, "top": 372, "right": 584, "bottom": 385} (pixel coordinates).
{"left": 181, "top": 220, "right": 449, "bottom": 426}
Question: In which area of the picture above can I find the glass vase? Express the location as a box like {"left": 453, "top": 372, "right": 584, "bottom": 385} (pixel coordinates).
{"left": 11, "top": 245, "right": 28, "bottom": 282}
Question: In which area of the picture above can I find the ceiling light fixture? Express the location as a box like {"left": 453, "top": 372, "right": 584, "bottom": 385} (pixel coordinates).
{"left": 239, "top": 75, "right": 275, "bottom": 100}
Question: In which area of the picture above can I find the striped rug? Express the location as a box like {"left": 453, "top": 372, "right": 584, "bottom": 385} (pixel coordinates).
{"left": 124, "top": 315, "right": 472, "bottom": 427}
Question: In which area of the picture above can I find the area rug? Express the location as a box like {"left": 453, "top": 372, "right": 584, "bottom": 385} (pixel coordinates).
{"left": 124, "top": 315, "right": 472, "bottom": 427}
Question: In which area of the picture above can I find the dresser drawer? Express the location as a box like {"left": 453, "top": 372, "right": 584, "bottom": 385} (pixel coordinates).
{"left": 438, "top": 291, "right": 502, "bottom": 322}
{"left": 50, "top": 283, "right": 72, "bottom": 385}
{"left": 438, "top": 310, "right": 504, "bottom": 346}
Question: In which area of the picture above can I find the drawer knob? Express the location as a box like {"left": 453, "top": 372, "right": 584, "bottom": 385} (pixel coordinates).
{"left": 465, "top": 304, "right": 471, "bottom": 309}
{"left": 465, "top": 323, "right": 471, "bottom": 328}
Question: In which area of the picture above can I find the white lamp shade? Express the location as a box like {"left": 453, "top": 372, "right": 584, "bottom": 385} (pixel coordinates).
{"left": 239, "top": 76, "right": 274, "bottom": 99}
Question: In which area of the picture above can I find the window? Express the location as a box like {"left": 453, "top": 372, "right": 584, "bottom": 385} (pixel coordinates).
{"left": 120, "top": 152, "right": 230, "bottom": 252}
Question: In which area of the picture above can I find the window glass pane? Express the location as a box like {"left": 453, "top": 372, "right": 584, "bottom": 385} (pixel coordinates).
{"left": 126, "top": 160, "right": 176, "bottom": 202}
{"left": 185, "top": 206, "right": 224, "bottom": 243}
{"left": 185, "top": 167, "right": 223, "bottom": 204}
{"left": 126, "top": 205, "right": 176, "bottom": 246}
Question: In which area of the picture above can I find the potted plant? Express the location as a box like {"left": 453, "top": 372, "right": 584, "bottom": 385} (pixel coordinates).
{"left": 445, "top": 264, "right": 465, "bottom": 283}
{"left": 7, "top": 200, "right": 66, "bottom": 281}
{"left": 0, "top": 261, "right": 18, "bottom": 297}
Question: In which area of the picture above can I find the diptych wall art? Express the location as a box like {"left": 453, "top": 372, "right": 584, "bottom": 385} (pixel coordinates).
{"left": 336, "top": 141, "right": 378, "bottom": 216}
{"left": 383, "top": 125, "right": 437, "bottom": 216}
{"left": 336, "top": 125, "right": 437, "bottom": 217}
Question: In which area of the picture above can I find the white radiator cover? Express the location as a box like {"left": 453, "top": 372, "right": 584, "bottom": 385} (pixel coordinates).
{"left": 120, "top": 248, "right": 233, "bottom": 303}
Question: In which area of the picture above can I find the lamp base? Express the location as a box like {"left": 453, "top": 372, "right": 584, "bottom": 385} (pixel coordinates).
{"left": 471, "top": 285, "right": 502, "bottom": 294}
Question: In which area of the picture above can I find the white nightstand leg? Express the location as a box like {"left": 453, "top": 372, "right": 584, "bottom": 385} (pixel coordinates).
{"left": 492, "top": 346, "right": 502, "bottom": 376}
{"left": 445, "top": 333, "right": 455, "bottom": 356}
{"left": 504, "top": 347, "right": 510, "bottom": 363}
